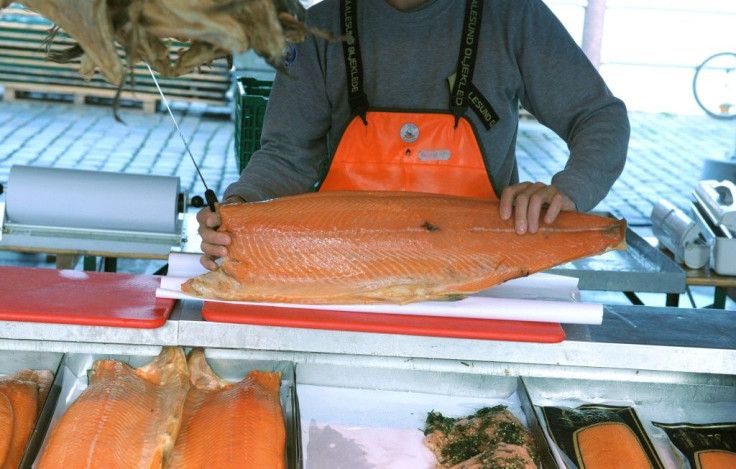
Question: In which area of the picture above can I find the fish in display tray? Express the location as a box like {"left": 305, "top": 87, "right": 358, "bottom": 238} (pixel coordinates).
{"left": 423, "top": 405, "right": 540, "bottom": 468}
{"left": 541, "top": 404, "right": 665, "bottom": 469}
{"left": 184, "top": 191, "right": 626, "bottom": 304}
{"left": 166, "top": 348, "right": 285, "bottom": 468}
{"left": 0, "top": 393, "right": 10, "bottom": 467}
{"left": 0, "top": 369, "right": 54, "bottom": 468}
{"left": 37, "top": 347, "right": 189, "bottom": 469}
{"left": 653, "top": 421, "right": 736, "bottom": 469}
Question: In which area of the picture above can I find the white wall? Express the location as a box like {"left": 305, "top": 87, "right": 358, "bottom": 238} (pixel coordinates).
{"left": 545, "top": 0, "right": 736, "bottom": 114}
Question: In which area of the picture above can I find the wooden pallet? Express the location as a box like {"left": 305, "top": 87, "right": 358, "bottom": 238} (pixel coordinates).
{"left": 0, "top": 6, "right": 232, "bottom": 112}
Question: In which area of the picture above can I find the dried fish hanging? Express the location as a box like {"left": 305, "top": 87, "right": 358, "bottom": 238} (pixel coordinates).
{"left": 0, "top": 0, "right": 339, "bottom": 119}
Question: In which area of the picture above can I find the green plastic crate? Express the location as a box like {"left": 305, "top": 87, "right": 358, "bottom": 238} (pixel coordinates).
{"left": 234, "top": 77, "right": 273, "bottom": 172}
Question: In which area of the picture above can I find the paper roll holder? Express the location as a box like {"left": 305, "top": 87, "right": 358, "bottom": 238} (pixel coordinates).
{"left": 0, "top": 170, "right": 185, "bottom": 258}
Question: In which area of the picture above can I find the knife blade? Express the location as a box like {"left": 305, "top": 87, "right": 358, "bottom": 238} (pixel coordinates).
{"left": 146, "top": 63, "right": 218, "bottom": 212}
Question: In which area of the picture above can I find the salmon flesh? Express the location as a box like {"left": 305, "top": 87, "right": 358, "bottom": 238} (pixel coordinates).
{"left": 166, "top": 348, "right": 285, "bottom": 468}
{"left": 424, "top": 406, "right": 540, "bottom": 468}
{"left": 183, "top": 191, "right": 626, "bottom": 304}
{"left": 0, "top": 369, "right": 53, "bottom": 469}
{"left": 37, "top": 347, "right": 189, "bottom": 469}
{"left": 0, "top": 392, "right": 11, "bottom": 467}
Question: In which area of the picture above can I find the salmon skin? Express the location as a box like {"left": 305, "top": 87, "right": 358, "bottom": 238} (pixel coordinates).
{"left": 183, "top": 191, "right": 626, "bottom": 304}
{"left": 0, "top": 369, "right": 53, "bottom": 469}
{"left": 37, "top": 347, "right": 189, "bottom": 469}
{"left": 166, "top": 348, "right": 285, "bottom": 468}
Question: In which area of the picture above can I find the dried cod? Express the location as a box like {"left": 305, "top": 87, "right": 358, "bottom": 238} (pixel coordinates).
{"left": 0, "top": 0, "right": 340, "bottom": 116}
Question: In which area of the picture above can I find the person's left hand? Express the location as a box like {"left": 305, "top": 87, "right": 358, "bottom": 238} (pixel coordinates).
{"left": 499, "top": 182, "right": 576, "bottom": 234}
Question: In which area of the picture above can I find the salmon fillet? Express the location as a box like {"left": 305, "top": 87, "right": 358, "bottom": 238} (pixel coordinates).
{"left": 183, "top": 191, "right": 626, "bottom": 304}
{"left": 576, "top": 422, "right": 653, "bottom": 469}
{"left": 698, "top": 450, "right": 736, "bottom": 469}
{"left": 166, "top": 348, "right": 285, "bottom": 468}
{"left": 0, "top": 379, "right": 38, "bottom": 469}
{"left": 546, "top": 405, "right": 664, "bottom": 469}
{"left": 0, "top": 392, "right": 12, "bottom": 467}
{"left": 424, "top": 405, "right": 539, "bottom": 468}
{"left": 37, "top": 347, "right": 189, "bottom": 469}
{"left": 3, "top": 369, "right": 54, "bottom": 414}
{"left": 0, "top": 369, "right": 54, "bottom": 469}
{"left": 653, "top": 421, "right": 736, "bottom": 469}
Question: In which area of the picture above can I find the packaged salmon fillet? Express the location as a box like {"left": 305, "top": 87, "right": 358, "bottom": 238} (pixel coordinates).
{"left": 540, "top": 404, "right": 665, "bottom": 469}
{"left": 653, "top": 422, "right": 736, "bottom": 469}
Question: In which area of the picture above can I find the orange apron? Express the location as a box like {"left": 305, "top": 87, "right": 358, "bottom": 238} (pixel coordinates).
{"left": 319, "top": 0, "right": 500, "bottom": 199}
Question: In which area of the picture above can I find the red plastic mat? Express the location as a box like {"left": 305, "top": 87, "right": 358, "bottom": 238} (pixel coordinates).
{"left": 202, "top": 302, "right": 565, "bottom": 343}
{"left": 0, "top": 266, "right": 174, "bottom": 328}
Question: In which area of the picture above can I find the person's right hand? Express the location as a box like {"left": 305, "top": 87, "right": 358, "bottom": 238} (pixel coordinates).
{"left": 196, "top": 206, "right": 232, "bottom": 271}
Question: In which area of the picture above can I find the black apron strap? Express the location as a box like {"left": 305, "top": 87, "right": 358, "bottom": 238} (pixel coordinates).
{"left": 450, "top": 0, "right": 499, "bottom": 130}
{"left": 341, "top": 0, "right": 369, "bottom": 125}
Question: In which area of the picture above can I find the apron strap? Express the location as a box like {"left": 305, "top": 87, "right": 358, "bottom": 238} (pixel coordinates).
{"left": 341, "top": 0, "right": 498, "bottom": 130}
{"left": 341, "top": 0, "right": 369, "bottom": 125}
{"left": 450, "top": 0, "right": 499, "bottom": 130}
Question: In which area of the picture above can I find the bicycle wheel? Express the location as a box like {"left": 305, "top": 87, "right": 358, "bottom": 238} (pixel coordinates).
{"left": 693, "top": 52, "right": 736, "bottom": 119}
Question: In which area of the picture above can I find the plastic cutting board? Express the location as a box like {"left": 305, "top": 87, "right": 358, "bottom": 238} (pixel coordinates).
{"left": 201, "top": 302, "right": 566, "bottom": 343}
{"left": 0, "top": 266, "right": 174, "bottom": 328}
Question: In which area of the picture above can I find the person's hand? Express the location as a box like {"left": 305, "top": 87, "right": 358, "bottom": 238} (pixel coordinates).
{"left": 499, "top": 182, "right": 576, "bottom": 234}
{"left": 196, "top": 205, "right": 231, "bottom": 271}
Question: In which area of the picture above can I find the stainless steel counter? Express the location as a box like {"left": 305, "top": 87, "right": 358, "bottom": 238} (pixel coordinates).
{"left": 1, "top": 300, "right": 734, "bottom": 386}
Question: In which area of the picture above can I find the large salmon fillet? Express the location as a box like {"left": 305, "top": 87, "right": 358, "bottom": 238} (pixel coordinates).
{"left": 184, "top": 191, "right": 626, "bottom": 304}
{"left": 166, "top": 348, "right": 285, "bottom": 468}
{"left": 0, "top": 368, "right": 53, "bottom": 469}
{"left": 37, "top": 347, "right": 189, "bottom": 469}
{"left": 0, "top": 392, "right": 12, "bottom": 467}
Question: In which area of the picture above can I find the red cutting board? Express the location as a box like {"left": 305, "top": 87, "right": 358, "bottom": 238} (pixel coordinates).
{"left": 202, "top": 302, "right": 565, "bottom": 343}
{"left": 0, "top": 266, "right": 174, "bottom": 328}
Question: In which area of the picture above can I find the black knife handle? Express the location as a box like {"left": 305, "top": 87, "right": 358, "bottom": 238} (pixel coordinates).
{"left": 205, "top": 189, "right": 218, "bottom": 212}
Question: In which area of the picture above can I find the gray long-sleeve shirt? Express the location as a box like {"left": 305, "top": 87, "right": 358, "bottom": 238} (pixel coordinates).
{"left": 225, "top": 0, "right": 630, "bottom": 213}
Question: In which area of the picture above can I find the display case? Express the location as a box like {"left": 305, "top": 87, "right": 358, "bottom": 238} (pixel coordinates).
{"left": 2, "top": 299, "right": 735, "bottom": 468}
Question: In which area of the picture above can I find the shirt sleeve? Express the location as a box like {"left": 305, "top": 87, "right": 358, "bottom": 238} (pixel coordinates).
{"left": 224, "top": 33, "right": 331, "bottom": 202}
{"left": 517, "top": 0, "right": 630, "bottom": 212}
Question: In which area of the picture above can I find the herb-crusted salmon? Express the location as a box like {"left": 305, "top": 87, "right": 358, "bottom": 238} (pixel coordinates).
{"left": 424, "top": 405, "right": 540, "bottom": 468}
{"left": 184, "top": 191, "right": 626, "bottom": 304}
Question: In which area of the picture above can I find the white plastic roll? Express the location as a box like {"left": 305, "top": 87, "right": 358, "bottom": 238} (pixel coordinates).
{"left": 651, "top": 199, "right": 709, "bottom": 269}
{"left": 6, "top": 165, "right": 180, "bottom": 233}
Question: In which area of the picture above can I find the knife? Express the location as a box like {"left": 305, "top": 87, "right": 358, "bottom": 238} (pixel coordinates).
{"left": 146, "top": 63, "right": 219, "bottom": 212}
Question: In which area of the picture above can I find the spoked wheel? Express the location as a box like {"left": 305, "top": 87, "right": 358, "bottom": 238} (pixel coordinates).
{"left": 693, "top": 52, "right": 736, "bottom": 120}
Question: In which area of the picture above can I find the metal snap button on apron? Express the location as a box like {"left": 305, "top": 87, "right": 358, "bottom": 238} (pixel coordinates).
{"left": 400, "top": 123, "right": 419, "bottom": 143}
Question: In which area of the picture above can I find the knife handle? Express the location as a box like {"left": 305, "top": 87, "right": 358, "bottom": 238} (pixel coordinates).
{"left": 205, "top": 189, "right": 219, "bottom": 212}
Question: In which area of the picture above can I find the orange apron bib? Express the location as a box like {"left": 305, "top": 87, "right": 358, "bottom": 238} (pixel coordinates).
{"left": 319, "top": 0, "right": 499, "bottom": 199}
{"left": 320, "top": 111, "right": 495, "bottom": 198}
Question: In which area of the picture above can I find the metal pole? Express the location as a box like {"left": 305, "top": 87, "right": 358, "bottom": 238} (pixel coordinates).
{"left": 582, "top": 0, "right": 607, "bottom": 70}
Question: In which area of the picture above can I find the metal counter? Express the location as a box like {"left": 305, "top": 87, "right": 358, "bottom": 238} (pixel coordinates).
{"left": 1, "top": 300, "right": 734, "bottom": 386}
{"left": 548, "top": 226, "right": 686, "bottom": 294}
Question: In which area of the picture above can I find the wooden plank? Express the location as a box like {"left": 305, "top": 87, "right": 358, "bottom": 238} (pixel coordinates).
{"left": 0, "top": 23, "right": 55, "bottom": 33}
{"left": 0, "top": 60, "right": 231, "bottom": 88}
{"left": 4, "top": 83, "right": 158, "bottom": 103}
{"left": 0, "top": 52, "right": 231, "bottom": 85}
{"left": 0, "top": 55, "right": 231, "bottom": 88}
{"left": 4, "top": 82, "right": 229, "bottom": 108}
{"left": 0, "top": 72, "right": 229, "bottom": 101}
